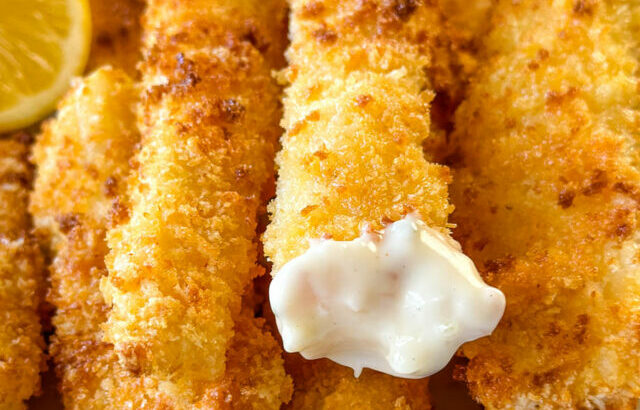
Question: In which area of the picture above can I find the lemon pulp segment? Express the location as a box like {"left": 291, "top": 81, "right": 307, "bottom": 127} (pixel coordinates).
{"left": 0, "top": 0, "right": 90, "bottom": 132}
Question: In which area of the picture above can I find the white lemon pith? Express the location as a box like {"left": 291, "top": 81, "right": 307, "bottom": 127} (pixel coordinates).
{"left": 0, "top": 0, "right": 90, "bottom": 132}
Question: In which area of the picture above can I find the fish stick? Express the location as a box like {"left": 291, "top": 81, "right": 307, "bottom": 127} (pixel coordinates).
{"left": 0, "top": 134, "right": 44, "bottom": 409}
{"left": 30, "top": 67, "right": 161, "bottom": 409}
{"left": 101, "top": 0, "right": 292, "bottom": 405}
{"left": 86, "top": 0, "right": 144, "bottom": 76}
{"left": 450, "top": 0, "right": 640, "bottom": 407}
{"left": 31, "top": 71, "right": 290, "bottom": 410}
{"left": 263, "top": 0, "right": 481, "bottom": 407}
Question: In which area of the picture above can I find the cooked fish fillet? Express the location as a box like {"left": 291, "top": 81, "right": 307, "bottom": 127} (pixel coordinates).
{"left": 0, "top": 134, "right": 44, "bottom": 409}
{"left": 86, "top": 0, "right": 144, "bottom": 76}
{"left": 450, "top": 0, "right": 640, "bottom": 408}
{"left": 263, "top": 0, "right": 462, "bottom": 407}
{"left": 100, "top": 0, "right": 292, "bottom": 405}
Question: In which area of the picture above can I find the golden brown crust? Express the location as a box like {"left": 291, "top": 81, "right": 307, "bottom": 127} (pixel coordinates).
{"left": 86, "top": 0, "right": 145, "bottom": 76}
{"left": 0, "top": 135, "right": 45, "bottom": 409}
{"left": 263, "top": 0, "right": 458, "bottom": 407}
{"left": 101, "top": 0, "right": 292, "bottom": 406}
{"left": 282, "top": 354, "right": 431, "bottom": 410}
{"left": 265, "top": 0, "right": 452, "bottom": 270}
{"left": 30, "top": 67, "right": 165, "bottom": 409}
{"left": 450, "top": 0, "right": 640, "bottom": 408}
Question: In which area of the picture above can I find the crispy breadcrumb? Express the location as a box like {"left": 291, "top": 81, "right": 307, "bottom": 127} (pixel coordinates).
{"left": 30, "top": 67, "right": 162, "bottom": 409}
{"left": 86, "top": 0, "right": 144, "bottom": 76}
{"left": 450, "top": 0, "right": 640, "bottom": 408}
{"left": 283, "top": 355, "right": 431, "bottom": 410}
{"left": 0, "top": 135, "right": 45, "bottom": 409}
{"left": 100, "top": 0, "right": 292, "bottom": 405}
{"left": 31, "top": 64, "right": 291, "bottom": 408}
{"left": 263, "top": 0, "right": 460, "bottom": 407}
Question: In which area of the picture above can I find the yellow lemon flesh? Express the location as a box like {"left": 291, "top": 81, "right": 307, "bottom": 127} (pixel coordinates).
{"left": 0, "top": 0, "right": 91, "bottom": 132}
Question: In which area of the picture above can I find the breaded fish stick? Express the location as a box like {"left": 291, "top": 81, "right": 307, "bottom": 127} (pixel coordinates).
{"left": 101, "top": 0, "right": 292, "bottom": 404}
{"left": 86, "top": 0, "right": 144, "bottom": 76}
{"left": 263, "top": 0, "right": 479, "bottom": 407}
{"left": 31, "top": 67, "right": 291, "bottom": 409}
{"left": 451, "top": 0, "right": 640, "bottom": 407}
{"left": 0, "top": 135, "right": 44, "bottom": 409}
{"left": 30, "top": 67, "right": 158, "bottom": 409}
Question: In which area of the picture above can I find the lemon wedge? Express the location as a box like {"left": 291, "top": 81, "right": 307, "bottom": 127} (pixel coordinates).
{"left": 0, "top": 0, "right": 91, "bottom": 132}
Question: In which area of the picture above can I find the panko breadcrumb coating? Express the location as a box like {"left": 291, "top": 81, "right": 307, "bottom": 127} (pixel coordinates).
{"left": 0, "top": 135, "right": 44, "bottom": 409}
{"left": 282, "top": 355, "right": 432, "bottom": 410}
{"left": 30, "top": 67, "right": 159, "bottom": 409}
{"left": 86, "top": 0, "right": 144, "bottom": 76}
{"left": 264, "top": 0, "right": 459, "bottom": 407}
{"left": 451, "top": 0, "right": 640, "bottom": 408}
{"left": 101, "top": 0, "right": 292, "bottom": 405}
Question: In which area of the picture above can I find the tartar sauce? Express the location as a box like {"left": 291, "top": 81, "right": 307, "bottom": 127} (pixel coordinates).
{"left": 269, "top": 215, "right": 505, "bottom": 378}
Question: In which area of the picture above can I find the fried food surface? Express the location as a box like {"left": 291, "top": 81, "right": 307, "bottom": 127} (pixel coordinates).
{"left": 87, "top": 0, "right": 144, "bottom": 76}
{"left": 284, "top": 355, "right": 431, "bottom": 410}
{"left": 31, "top": 64, "right": 291, "bottom": 409}
{"left": 208, "top": 299, "right": 294, "bottom": 409}
{"left": 31, "top": 67, "right": 139, "bottom": 259}
{"left": 451, "top": 0, "right": 640, "bottom": 407}
{"left": 265, "top": 0, "right": 452, "bottom": 271}
{"left": 0, "top": 135, "right": 44, "bottom": 409}
{"left": 29, "top": 67, "right": 162, "bottom": 409}
{"left": 101, "top": 0, "right": 291, "bottom": 405}
{"left": 263, "top": 0, "right": 460, "bottom": 406}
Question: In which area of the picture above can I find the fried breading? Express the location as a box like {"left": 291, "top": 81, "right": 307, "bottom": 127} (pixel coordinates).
{"left": 283, "top": 355, "right": 431, "bottom": 410}
{"left": 263, "top": 0, "right": 462, "bottom": 407}
{"left": 450, "top": 0, "right": 640, "bottom": 407}
{"left": 0, "top": 134, "right": 44, "bottom": 409}
{"left": 30, "top": 67, "right": 161, "bottom": 409}
{"left": 86, "top": 0, "right": 144, "bottom": 76}
{"left": 100, "top": 0, "right": 292, "bottom": 405}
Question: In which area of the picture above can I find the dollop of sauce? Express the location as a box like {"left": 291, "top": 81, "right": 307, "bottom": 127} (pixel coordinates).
{"left": 269, "top": 215, "right": 506, "bottom": 378}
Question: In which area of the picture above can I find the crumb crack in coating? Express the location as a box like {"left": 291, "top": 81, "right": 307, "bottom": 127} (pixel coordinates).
{"left": 263, "top": 0, "right": 460, "bottom": 407}
{"left": 451, "top": 0, "right": 640, "bottom": 408}
{"left": 0, "top": 135, "right": 45, "bottom": 410}
{"left": 100, "top": 0, "right": 292, "bottom": 405}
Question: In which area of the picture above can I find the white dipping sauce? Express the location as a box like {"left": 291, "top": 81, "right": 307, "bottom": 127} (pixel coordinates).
{"left": 269, "top": 215, "right": 506, "bottom": 378}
